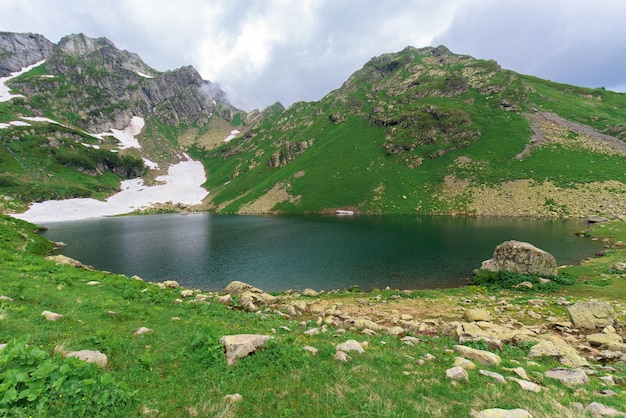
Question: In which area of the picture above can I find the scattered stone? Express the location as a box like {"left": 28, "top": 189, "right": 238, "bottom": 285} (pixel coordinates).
{"left": 334, "top": 351, "right": 351, "bottom": 362}
{"left": 219, "top": 334, "right": 273, "bottom": 365}
{"left": 508, "top": 377, "right": 542, "bottom": 392}
{"left": 586, "top": 215, "right": 609, "bottom": 224}
{"left": 567, "top": 301, "right": 616, "bottom": 330}
{"left": 400, "top": 336, "right": 423, "bottom": 346}
{"left": 41, "top": 310, "right": 63, "bottom": 321}
{"left": 304, "top": 328, "right": 320, "bottom": 336}
{"left": 585, "top": 402, "right": 626, "bottom": 417}
{"left": 599, "top": 375, "right": 617, "bottom": 386}
{"left": 387, "top": 326, "right": 406, "bottom": 337}
{"left": 335, "top": 340, "right": 365, "bottom": 354}
{"left": 224, "top": 280, "right": 277, "bottom": 312}
{"left": 514, "top": 281, "right": 534, "bottom": 289}
{"left": 596, "top": 389, "right": 618, "bottom": 397}
{"left": 302, "top": 288, "right": 319, "bottom": 297}
{"left": 180, "top": 289, "right": 194, "bottom": 298}
{"left": 162, "top": 280, "right": 180, "bottom": 289}
{"left": 453, "top": 345, "right": 501, "bottom": 366}
{"left": 587, "top": 333, "right": 623, "bottom": 347}
{"left": 0, "top": 343, "right": 6, "bottom": 350}
{"left": 0, "top": 295, "right": 14, "bottom": 301}
{"left": 470, "top": 409, "right": 533, "bottom": 418}
{"left": 421, "top": 353, "right": 436, "bottom": 361}
{"left": 610, "top": 262, "right": 626, "bottom": 272}
{"left": 480, "top": 240, "right": 557, "bottom": 276}
{"left": 465, "top": 308, "right": 491, "bottom": 322}
{"left": 219, "top": 294, "right": 232, "bottom": 304}
{"left": 66, "top": 350, "right": 108, "bottom": 367}
{"left": 446, "top": 366, "right": 469, "bottom": 381}
{"left": 45, "top": 254, "right": 93, "bottom": 270}
{"left": 479, "top": 369, "right": 506, "bottom": 384}
{"left": 224, "top": 393, "right": 243, "bottom": 402}
{"left": 86, "top": 281, "right": 101, "bottom": 286}
{"left": 507, "top": 367, "right": 530, "bottom": 381}
{"left": 528, "top": 334, "right": 589, "bottom": 368}
{"left": 545, "top": 368, "right": 589, "bottom": 385}
{"left": 302, "top": 346, "right": 318, "bottom": 356}
{"left": 454, "top": 357, "right": 476, "bottom": 370}
{"left": 134, "top": 327, "right": 153, "bottom": 336}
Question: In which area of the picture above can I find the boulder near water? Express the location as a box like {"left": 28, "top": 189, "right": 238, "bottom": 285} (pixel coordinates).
{"left": 480, "top": 240, "right": 557, "bottom": 276}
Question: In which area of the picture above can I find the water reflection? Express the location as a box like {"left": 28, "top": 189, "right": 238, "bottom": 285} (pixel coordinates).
{"left": 40, "top": 213, "right": 601, "bottom": 292}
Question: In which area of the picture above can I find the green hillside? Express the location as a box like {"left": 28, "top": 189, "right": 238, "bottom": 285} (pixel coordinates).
{"left": 193, "top": 46, "right": 626, "bottom": 217}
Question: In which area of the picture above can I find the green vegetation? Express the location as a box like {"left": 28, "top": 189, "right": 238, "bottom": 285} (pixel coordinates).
{"left": 195, "top": 46, "right": 626, "bottom": 216}
{"left": 0, "top": 119, "right": 144, "bottom": 208}
{"left": 1, "top": 215, "right": 626, "bottom": 416}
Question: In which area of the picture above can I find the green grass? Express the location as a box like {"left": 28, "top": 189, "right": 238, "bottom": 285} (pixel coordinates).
{"left": 1, "top": 214, "right": 626, "bottom": 416}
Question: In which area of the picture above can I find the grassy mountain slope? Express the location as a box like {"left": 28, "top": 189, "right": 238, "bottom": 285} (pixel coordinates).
{"left": 0, "top": 33, "right": 248, "bottom": 212}
{"left": 195, "top": 46, "right": 626, "bottom": 217}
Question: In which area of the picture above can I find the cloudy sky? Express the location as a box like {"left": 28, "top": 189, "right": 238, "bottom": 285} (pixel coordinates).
{"left": 2, "top": 0, "right": 626, "bottom": 111}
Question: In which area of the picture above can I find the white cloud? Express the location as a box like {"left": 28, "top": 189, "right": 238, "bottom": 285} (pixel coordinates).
{"left": 1, "top": 0, "right": 626, "bottom": 109}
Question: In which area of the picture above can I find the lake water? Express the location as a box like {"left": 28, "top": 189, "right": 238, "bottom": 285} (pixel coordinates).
{"left": 39, "top": 213, "right": 602, "bottom": 292}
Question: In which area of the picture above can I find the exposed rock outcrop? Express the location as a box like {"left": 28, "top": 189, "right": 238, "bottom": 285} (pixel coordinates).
{"left": 480, "top": 240, "right": 557, "bottom": 276}
{"left": 0, "top": 32, "right": 55, "bottom": 76}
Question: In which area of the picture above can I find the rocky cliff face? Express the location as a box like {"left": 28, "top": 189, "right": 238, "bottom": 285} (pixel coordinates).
{"left": 0, "top": 32, "right": 55, "bottom": 76}
{"left": 3, "top": 32, "right": 242, "bottom": 133}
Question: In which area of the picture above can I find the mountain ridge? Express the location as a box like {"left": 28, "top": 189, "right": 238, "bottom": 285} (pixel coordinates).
{"left": 1, "top": 31, "right": 626, "bottom": 218}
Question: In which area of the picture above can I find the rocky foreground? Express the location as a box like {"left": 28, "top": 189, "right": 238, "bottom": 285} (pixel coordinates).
{"left": 25, "top": 235, "right": 626, "bottom": 417}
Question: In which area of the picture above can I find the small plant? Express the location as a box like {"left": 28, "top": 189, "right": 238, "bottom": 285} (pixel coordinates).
{"left": 0, "top": 336, "right": 136, "bottom": 417}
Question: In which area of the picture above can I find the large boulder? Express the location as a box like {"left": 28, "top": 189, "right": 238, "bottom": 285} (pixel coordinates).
{"left": 480, "top": 240, "right": 557, "bottom": 276}
{"left": 223, "top": 280, "right": 277, "bottom": 312}
{"left": 219, "top": 334, "right": 272, "bottom": 365}
{"left": 567, "top": 301, "right": 616, "bottom": 330}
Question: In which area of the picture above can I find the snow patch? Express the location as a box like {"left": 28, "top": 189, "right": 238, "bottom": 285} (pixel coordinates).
{"left": 142, "top": 158, "right": 159, "bottom": 170}
{"left": 94, "top": 116, "right": 145, "bottom": 149}
{"left": 223, "top": 129, "right": 240, "bottom": 142}
{"left": 136, "top": 71, "right": 154, "bottom": 79}
{"left": 0, "top": 60, "right": 46, "bottom": 102}
{"left": 21, "top": 116, "right": 61, "bottom": 125}
{"left": 0, "top": 120, "right": 31, "bottom": 129}
{"left": 13, "top": 157, "right": 209, "bottom": 224}
{"left": 81, "top": 143, "right": 100, "bottom": 149}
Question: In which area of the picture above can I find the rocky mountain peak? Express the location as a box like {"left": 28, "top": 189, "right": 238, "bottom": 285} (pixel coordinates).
{"left": 0, "top": 31, "right": 55, "bottom": 76}
{"left": 57, "top": 33, "right": 112, "bottom": 56}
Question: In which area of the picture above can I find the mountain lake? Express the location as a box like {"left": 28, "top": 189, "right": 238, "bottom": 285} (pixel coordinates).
{"left": 39, "top": 213, "right": 603, "bottom": 292}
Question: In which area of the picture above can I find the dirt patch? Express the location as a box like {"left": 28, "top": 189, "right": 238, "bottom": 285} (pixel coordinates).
{"left": 238, "top": 182, "right": 300, "bottom": 214}
{"left": 518, "top": 112, "right": 626, "bottom": 159}
{"left": 443, "top": 177, "right": 626, "bottom": 218}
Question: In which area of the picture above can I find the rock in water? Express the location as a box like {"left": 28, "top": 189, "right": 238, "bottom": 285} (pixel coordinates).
{"left": 480, "top": 240, "right": 557, "bottom": 276}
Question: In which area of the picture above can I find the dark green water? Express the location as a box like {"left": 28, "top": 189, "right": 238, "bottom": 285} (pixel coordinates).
{"left": 40, "top": 213, "right": 602, "bottom": 292}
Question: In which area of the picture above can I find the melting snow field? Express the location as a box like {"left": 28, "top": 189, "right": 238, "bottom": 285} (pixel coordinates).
{"left": 13, "top": 158, "right": 209, "bottom": 224}
{"left": 0, "top": 60, "right": 46, "bottom": 102}
{"left": 3, "top": 61, "right": 210, "bottom": 224}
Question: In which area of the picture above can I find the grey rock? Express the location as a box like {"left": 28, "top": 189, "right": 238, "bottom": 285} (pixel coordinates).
{"left": 545, "top": 368, "right": 589, "bottom": 385}
{"left": 335, "top": 340, "right": 365, "bottom": 354}
{"left": 445, "top": 366, "right": 469, "bottom": 381}
{"left": 508, "top": 377, "right": 542, "bottom": 392}
{"left": 586, "top": 402, "right": 626, "bottom": 417}
{"left": 41, "top": 310, "right": 63, "bottom": 321}
{"left": 464, "top": 308, "right": 492, "bottom": 322}
{"left": 479, "top": 369, "right": 506, "bottom": 383}
{"left": 568, "top": 301, "right": 616, "bottom": 330}
{"left": 219, "top": 334, "right": 272, "bottom": 365}
{"left": 453, "top": 345, "right": 501, "bottom": 366}
{"left": 65, "top": 350, "right": 108, "bottom": 368}
{"left": 480, "top": 240, "right": 557, "bottom": 276}
{"left": 0, "top": 32, "right": 55, "bottom": 76}
{"left": 470, "top": 409, "right": 533, "bottom": 418}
